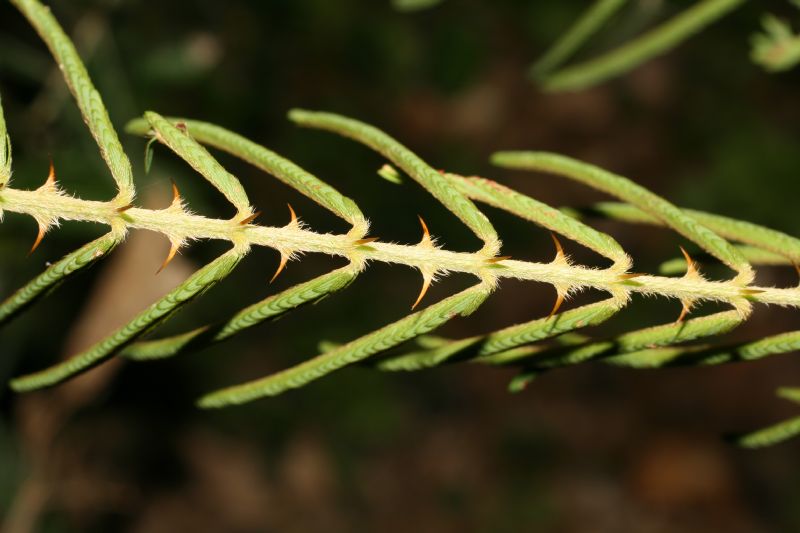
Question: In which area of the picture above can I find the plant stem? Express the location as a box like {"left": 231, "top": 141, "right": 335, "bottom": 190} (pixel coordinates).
{"left": 2, "top": 186, "right": 798, "bottom": 309}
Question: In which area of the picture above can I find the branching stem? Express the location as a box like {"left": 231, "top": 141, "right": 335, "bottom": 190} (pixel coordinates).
{"left": 2, "top": 186, "right": 797, "bottom": 309}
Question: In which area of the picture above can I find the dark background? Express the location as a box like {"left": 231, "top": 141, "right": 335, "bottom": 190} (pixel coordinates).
{"left": 1, "top": 0, "right": 800, "bottom": 531}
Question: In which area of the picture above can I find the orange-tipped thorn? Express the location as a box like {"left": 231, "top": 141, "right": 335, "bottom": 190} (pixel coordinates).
{"left": 412, "top": 271, "right": 433, "bottom": 310}
{"left": 287, "top": 203, "right": 297, "bottom": 224}
{"left": 45, "top": 159, "right": 56, "bottom": 186}
{"left": 676, "top": 300, "right": 692, "bottom": 323}
{"left": 169, "top": 179, "right": 182, "bottom": 206}
{"left": 549, "top": 232, "right": 566, "bottom": 263}
{"left": 618, "top": 272, "right": 645, "bottom": 280}
{"left": 239, "top": 211, "right": 262, "bottom": 226}
{"left": 270, "top": 254, "right": 289, "bottom": 284}
{"left": 157, "top": 240, "right": 180, "bottom": 274}
{"left": 418, "top": 215, "right": 430, "bottom": 243}
{"left": 28, "top": 223, "right": 46, "bottom": 256}
{"left": 354, "top": 237, "right": 379, "bottom": 245}
{"left": 116, "top": 203, "right": 135, "bottom": 213}
{"left": 680, "top": 246, "right": 698, "bottom": 276}
{"left": 486, "top": 255, "right": 512, "bottom": 264}
{"left": 548, "top": 289, "right": 566, "bottom": 319}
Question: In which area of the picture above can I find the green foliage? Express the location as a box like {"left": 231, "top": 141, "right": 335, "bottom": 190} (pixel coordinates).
{"left": 531, "top": 0, "right": 629, "bottom": 78}
{"left": 533, "top": 0, "right": 747, "bottom": 91}
{"left": 1, "top": 0, "right": 799, "bottom": 449}
{"left": 10, "top": 0, "right": 134, "bottom": 204}
{"left": 752, "top": 13, "right": 800, "bottom": 72}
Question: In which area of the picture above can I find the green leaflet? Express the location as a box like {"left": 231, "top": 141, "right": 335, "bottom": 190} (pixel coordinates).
{"left": 492, "top": 152, "right": 754, "bottom": 283}
{"left": 736, "top": 386, "right": 800, "bottom": 449}
{"left": 736, "top": 415, "right": 800, "bottom": 449}
{"left": 0, "top": 231, "right": 123, "bottom": 328}
{"left": 778, "top": 387, "right": 800, "bottom": 404}
{"left": 502, "top": 309, "right": 743, "bottom": 372}
{"left": 376, "top": 337, "right": 483, "bottom": 371}
{"left": 610, "top": 310, "right": 743, "bottom": 352}
{"left": 0, "top": 93, "right": 10, "bottom": 188}
{"left": 11, "top": 0, "right": 135, "bottom": 203}
{"left": 125, "top": 117, "right": 366, "bottom": 229}
{"left": 288, "top": 109, "right": 500, "bottom": 255}
{"left": 575, "top": 202, "right": 800, "bottom": 266}
{"left": 144, "top": 112, "right": 252, "bottom": 218}
{"left": 604, "top": 345, "right": 715, "bottom": 368}
{"left": 531, "top": 0, "right": 629, "bottom": 77}
{"left": 122, "top": 265, "right": 358, "bottom": 360}
{"left": 573, "top": 330, "right": 800, "bottom": 369}
{"left": 539, "top": 0, "right": 746, "bottom": 92}
{"left": 9, "top": 247, "right": 245, "bottom": 392}
{"left": 375, "top": 296, "right": 625, "bottom": 371}
{"left": 197, "top": 283, "right": 492, "bottom": 408}
{"left": 447, "top": 174, "right": 630, "bottom": 269}
{"left": 476, "top": 296, "right": 626, "bottom": 359}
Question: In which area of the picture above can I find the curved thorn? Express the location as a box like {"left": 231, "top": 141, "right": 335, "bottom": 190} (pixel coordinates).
{"left": 550, "top": 232, "right": 565, "bottom": 259}
{"left": 239, "top": 211, "right": 261, "bottom": 226}
{"left": 287, "top": 203, "right": 297, "bottom": 224}
{"left": 680, "top": 246, "right": 698, "bottom": 276}
{"left": 28, "top": 223, "right": 46, "bottom": 257}
{"left": 412, "top": 271, "right": 433, "bottom": 310}
{"left": 418, "top": 215, "right": 431, "bottom": 244}
{"left": 270, "top": 253, "right": 289, "bottom": 284}
{"left": 676, "top": 299, "right": 692, "bottom": 323}
{"left": 45, "top": 159, "right": 56, "bottom": 186}
{"left": 170, "top": 179, "right": 181, "bottom": 206}
{"left": 157, "top": 240, "right": 180, "bottom": 274}
{"left": 548, "top": 289, "right": 566, "bottom": 319}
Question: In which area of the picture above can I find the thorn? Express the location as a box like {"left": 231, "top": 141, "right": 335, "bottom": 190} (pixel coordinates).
{"left": 28, "top": 223, "right": 46, "bottom": 256}
{"left": 170, "top": 179, "right": 181, "bottom": 206}
{"left": 157, "top": 240, "right": 180, "bottom": 274}
{"left": 116, "top": 203, "right": 134, "bottom": 213}
{"left": 550, "top": 232, "right": 564, "bottom": 259}
{"left": 548, "top": 289, "right": 566, "bottom": 319}
{"left": 355, "top": 237, "right": 379, "bottom": 245}
{"left": 618, "top": 272, "right": 645, "bottom": 280}
{"left": 676, "top": 299, "right": 693, "bottom": 323}
{"left": 270, "top": 253, "right": 289, "bottom": 283}
{"left": 239, "top": 211, "right": 261, "bottom": 226}
{"left": 794, "top": 263, "right": 800, "bottom": 286}
{"left": 486, "top": 255, "right": 512, "bottom": 264}
{"left": 45, "top": 159, "right": 56, "bottom": 186}
{"left": 418, "top": 215, "right": 431, "bottom": 244}
{"left": 412, "top": 271, "right": 434, "bottom": 310}
{"left": 287, "top": 203, "right": 297, "bottom": 225}
{"left": 680, "top": 246, "right": 699, "bottom": 277}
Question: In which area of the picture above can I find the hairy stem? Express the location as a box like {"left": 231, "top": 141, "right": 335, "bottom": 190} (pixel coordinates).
{"left": 1, "top": 186, "right": 798, "bottom": 309}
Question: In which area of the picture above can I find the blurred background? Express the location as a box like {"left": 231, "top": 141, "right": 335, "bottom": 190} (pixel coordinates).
{"left": 1, "top": 0, "right": 800, "bottom": 531}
